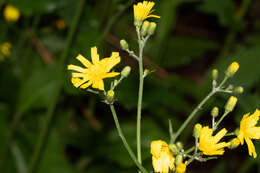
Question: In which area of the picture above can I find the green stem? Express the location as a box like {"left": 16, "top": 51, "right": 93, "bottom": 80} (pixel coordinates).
{"left": 136, "top": 26, "right": 144, "bottom": 167}
{"left": 214, "top": 111, "right": 229, "bottom": 131}
{"left": 109, "top": 105, "right": 148, "bottom": 173}
{"left": 184, "top": 146, "right": 195, "bottom": 154}
{"left": 27, "top": 1, "right": 86, "bottom": 172}
{"left": 171, "top": 77, "right": 229, "bottom": 143}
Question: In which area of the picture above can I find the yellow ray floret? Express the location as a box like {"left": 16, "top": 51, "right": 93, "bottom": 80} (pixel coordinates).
{"left": 238, "top": 109, "right": 260, "bottom": 158}
{"left": 199, "top": 126, "right": 230, "bottom": 156}
{"left": 151, "top": 140, "right": 175, "bottom": 173}
{"left": 67, "top": 47, "right": 120, "bottom": 91}
{"left": 133, "top": 1, "right": 160, "bottom": 24}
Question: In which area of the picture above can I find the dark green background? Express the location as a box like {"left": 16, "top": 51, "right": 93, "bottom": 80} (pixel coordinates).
{"left": 0, "top": 0, "right": 260, "bottom": 172}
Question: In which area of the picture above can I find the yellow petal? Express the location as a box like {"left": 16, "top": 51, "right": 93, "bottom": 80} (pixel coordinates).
{"left": 80, "top": 81, "right": 92, "bottom": 89}
{"left": 247, "top": 127, "right": 260, "bottom": 139}
{"left": 68, "top": 65, "right": 86, "bottom": 73}
{"left": 245, "top": 137, "right": 257, "bottom": 158}
{"left": 103, "top": 72, "right": 120, "bottom": 78}
{"left": 213, "top": 128, "right": 227, "bottom": 144}
{"left": 91, "top": 46, "right": 99, "bottom": 65}
{"left": 72, "top": 72, "right": 88, "bottom": 78}
{"left": 76, "top": 54, "right": 92, "bottom": 68}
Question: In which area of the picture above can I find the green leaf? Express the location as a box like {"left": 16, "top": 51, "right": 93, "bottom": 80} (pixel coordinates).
{"left": 16, "top": 64, "right": 59, "bottom": 114}
{"left": 159, "top": 36, "right": 218, "bottom": 68}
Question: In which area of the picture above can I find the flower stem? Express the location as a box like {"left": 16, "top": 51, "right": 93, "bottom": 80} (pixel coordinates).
{"left": 27, "top": 0, "right": 86, "bottom": 172}
{"left": 171, "top": 77, "right": 229, "bottom": 143}
{"left": 136, "top": 26, "right": 145, "bottom": 168}
{"left": 109, "top": 105, "right": 148, "bottom": 173}
{"left": 214, "top": 111, "right": 229, "bottom": 131}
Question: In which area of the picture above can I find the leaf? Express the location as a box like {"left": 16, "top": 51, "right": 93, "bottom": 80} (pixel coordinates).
{"left": 37, "top": 131, "right": 75, "bottom": 173}
{"left": 159, "top": 36, "right": 218, "bottom": 68}
{"left": 16, "top": 64, "right": 59, "bottom": 114}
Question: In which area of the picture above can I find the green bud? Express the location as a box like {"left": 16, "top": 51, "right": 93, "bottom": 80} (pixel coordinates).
{"left": 106, "top": 90, "right": 115, "bottom": 104}
{"left": 175, "top": 155, "right": 183, "bottom": 165}
{"left": 212, "top": 69, "right": 218, "bottom": 80}
{"left": 120, "top": 39, "right": 129, "bottom": 50}
{"left": 234, "top": 128, "right": 240, "bottom": 136}
{"left": 148, "top": 22, "right": 157, "bottom": 35}
{"left": 169, "top": 144, "right": 179, "bottom": 153}
{"left": 176, "top": 142, "right": 183, "bottom": 150}
{"left": 141, "top": 21, "right": 150, "bottom": 36}
{"left": 226, "top": 84, "right": 234, "bottom": 91}
{"left": 121, "top": 66, "right": 131, "bottom": 78}
{"left": 234, "top": 86, "right": 243, "bottom": 94}
{"left": 193, "top": 123, "right": 202, "bottom": 138}
{"left": 226, "top": 62, "right": 239, "bottom": 77}
{"left": 225, "top": 96, "right": 238, "bottom": 113}
{"left": 211, "top": 107, "right": 219, "bottom": 118}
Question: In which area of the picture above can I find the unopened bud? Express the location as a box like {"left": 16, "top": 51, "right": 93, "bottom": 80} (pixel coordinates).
{"left": 121, "top": 66, "right": 131, "bottom": 78}
{"left": 212, "top": 69, "right": 218, "bottom": 80}
{"left": 120, "top": 39, "right": 129, "bottom": 50}
{"left": 193, "top": 123, "right": 202, "bottom": 138}
{"left": 141, "top": 21, "right": 150, "bottom": 36}
{"left": 211, "top": 107, "right": 219, "bottom": 118}
{"left": 226, "top": 62, "right": 239, "bottom": 77}
{"left": 175, "top": 155, "right": 183, "bottom": 165}
{"left": 106, "top": 90, "right": 115, "bottom": 104}
{"left": 169, "top": 144, "right": 179, "bottom": 153}
{"left": 234, "top": 128, "right": 240, "bottom": 136}
{"left": 225, "top": 96, "right": 238, "bottom": 113}
{"left": 234, "top": 86, "right": 243, "bottom": 94}
{"left": 228, "top": 138, "right": 240, "bottom": 149}
{"left": 176, "top": 142, "right": 183, "bottom": 150}
{"left": 148, "top": 22, "right": 157, "bottom": 35}
{"left": 226, "top": 84, "right": 234, "bottom": 91}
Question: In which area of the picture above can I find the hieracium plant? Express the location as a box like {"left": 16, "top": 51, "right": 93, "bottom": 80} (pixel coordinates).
{"left": 67, "top": 1, "right": 260, "bottom": 173}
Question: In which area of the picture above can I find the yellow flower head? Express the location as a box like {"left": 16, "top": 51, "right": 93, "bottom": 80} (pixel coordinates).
{"left": 0, "top": 42, "right": 11, "bottom": 57}
{"left": 151, "top": 140, "right": 175, "bottom": 173}
{"left": 67, "top": 47, "right": 121, "bottom": 90}
{"left": 133, "top": 1, "right": 160, "bottom": 26}
{"left": 238, "top": 109, "right": 260, "bottom": 158}
{"left": 176, "top": 161, "right": 188, "bottom": 173}
{"left": 3, "top": 5, "right": 20, "bottom": 22}
{"left": 199, "top": 126, "right": 230, "bottom": 155}
{"left": 226, "top": 61, "right": 239, "bottom": 77}
{"left": 56, "top": 19, "right": 66, "bottom": 30}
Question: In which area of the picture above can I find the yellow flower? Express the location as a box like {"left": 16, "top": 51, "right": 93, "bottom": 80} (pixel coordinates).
{"left": 199, "top": 126, "right": 230, "bottom": 155}
{"left": 133, "top": 1, "right": 160, "bottom": 26}
{"left": 176, "top": 161, "right": 188, "bottom": 173}
{"left": 151, "top": 140, "right": 175, "bottom": 173}
{"left": 3, "top": 5, "right": 20, "bottom": 22}
{"left": 226, "top": 61, "right": 239, "bottom": 77}
{"left": 56, "top": 19, "right": 66, "bottom": 30}
{"left": 237, "top": 109, "right": 260, "bottom": 158}
{"left": 0, "top": 42, "right": 11, "bottom": 58}
{"left": 67, "top": 47, "right": 120, "bottom": 90}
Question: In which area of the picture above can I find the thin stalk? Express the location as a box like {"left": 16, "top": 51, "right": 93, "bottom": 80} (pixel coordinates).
{"left": 109, "top": 105, "right": 148, "bottom": 173}
{"left": 27, "top": 0, "right": 86, "bottom": 172}
{"left": 136, "top": 26, "right": 144, "bottom": 167}
{"left": 214, "top": 111, "right": 229, "bottom": 131}
{"left": 171, "top": 77, "right": 229, "bottom": 143}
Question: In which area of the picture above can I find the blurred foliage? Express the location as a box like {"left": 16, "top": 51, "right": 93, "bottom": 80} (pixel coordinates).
{"left": 1, "top": 0, "right": 260, "bottom": 172}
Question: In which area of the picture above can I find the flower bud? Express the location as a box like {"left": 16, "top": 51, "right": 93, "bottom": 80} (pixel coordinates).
{"left": 176, "top": 142, "right": 183, "bottom": 150}
{"left": 148, "top": 22, "right": 157, "bottom": 35}
{"left": 211, "top": 107, "right": 219, "bottom": 118}
{"left": 226, "top": 84, "right": 234, "bottom": 91}
{"left": 193, "top": 123, "right": 202, "bottom": 138}
{"left": 169, "top": 144, "right": 179, "bottom": 153}
{"left": 226, "top": 62, "right": 239, "bottom": 77}
{"left": 141, "top": 21, "right": 150, "bottom": 36}
{"left": 106, "top": 90, "right": 115, "bottom": 104}
{"left": 212, "top": 69, "right": 218, "bottom": 80}
{"left": 120, "top": 39, "right": 129, "bottom": 50}
{"left": 234, "top": 86, "right": 243, "bottom": 94}
{"left": 225, "top": 96, "right": 238, "bottom": 113}
{"left": 228, "top": 138, "right": 240, "bottom": 149}
{"left": 175, "top": 155, "right": 183, "bottom": 165}
{"left": 121, "top": 66, "right": 131, "bottom": 78}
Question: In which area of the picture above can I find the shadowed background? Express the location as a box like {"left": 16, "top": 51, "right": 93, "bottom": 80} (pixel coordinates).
{"left": 0, "top": 0, "right": 260, "bottom": 172}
